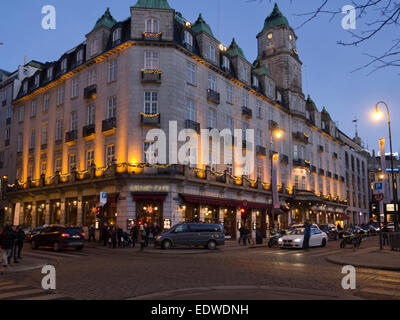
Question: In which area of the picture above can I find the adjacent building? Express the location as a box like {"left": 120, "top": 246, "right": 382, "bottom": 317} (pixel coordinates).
{"left": 2, "top": 1, "right": 370, "bottom": 238}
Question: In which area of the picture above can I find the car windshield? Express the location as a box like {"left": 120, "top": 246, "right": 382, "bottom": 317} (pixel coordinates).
{"left": 319, "top": 225, "right": 328, "bottom": 231}
{"left": 290, "top": 229, "right": 305, "bottom": 235}
{"left": 64, "top": 228, "right": 82, "bottom": 235}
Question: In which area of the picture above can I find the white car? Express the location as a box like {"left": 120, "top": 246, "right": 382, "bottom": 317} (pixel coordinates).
{"left": 279, "top": 227, "right": 328, "bottom": 249}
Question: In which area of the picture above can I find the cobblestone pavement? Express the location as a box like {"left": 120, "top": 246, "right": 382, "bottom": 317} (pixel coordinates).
{"left": 1, "top": 237, "right": 399, "bottom": 300}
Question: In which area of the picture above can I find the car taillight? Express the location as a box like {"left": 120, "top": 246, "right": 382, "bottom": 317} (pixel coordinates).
{"left": 61, "top": 233, "right": 69, "bottom": 238}
{"left": 81, "top": 233, "right": 86, "bottom": 237}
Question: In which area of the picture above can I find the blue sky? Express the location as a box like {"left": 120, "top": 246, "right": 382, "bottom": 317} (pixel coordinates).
{"left": 0, "top": 0, "right": 399, "bottom": 154}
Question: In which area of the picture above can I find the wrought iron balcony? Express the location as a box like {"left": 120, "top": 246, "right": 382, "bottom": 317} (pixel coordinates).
{"left": 83, "top": 124, "right": 95, "bottom": 138}
{"left": 318, "top": 145, "right": 324, "bottom": 153}
{"left": 207, "top": 89, "right": 220, "bottom": 104}
{"left": 280, "top": 154, "right": 289, "bottom": 164}
{"left": 65, "top": 130, "right": 78, "bottom": 143}
{"left": 84, "top": 85, "right": 97, "bottom": 100}
{"left": 326, "top": 171, "right": 332, "bottom": 178}
{"left": 334, "top": 174, "right": 339, "bottom": 180}
{"left": 340, "top": 176, "right": 345, "bottom": 182}
{"left": 40, "top": 144, "right": 47, "bottom": 151}
{"left": 256, "top": 145, "right": 266, "bottom": 156}
{"left": 333, "top": 152, "right": 338, "bottom": 160}
{"left": 102, "top": 117, "right": 117, "bottom": 135}
{"left": 269, "top": 120, "right": 279, "bottom": 130}
{"left": 242, "top": 107, "right": 253, "bottom": 119}
{"left": 311, "top": 165, "right": 317, "bottom": 173}
{"left": 141, "top": 70, "right": 162, "bottom": 83}
{"left": 185, "top": 119, "right": 200, "bottom": 135}
{"left": 319, "top": 168, "right": 325, "bottom": 176}
{"left": 293, "top": 159, "right": 309, "bottom": 169}
{"left": 292, "top": 132, "right": 309, "bottom": 144}
{"left": 141, "top": 113, "right": 161, "bottom": 127}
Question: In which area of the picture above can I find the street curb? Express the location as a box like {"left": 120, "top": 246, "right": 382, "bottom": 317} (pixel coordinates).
{"left": 325, "top": 256, "right": 400, "bottom": 271}
{"left": 0, "top": 263, "right": 46, "bottom": 275}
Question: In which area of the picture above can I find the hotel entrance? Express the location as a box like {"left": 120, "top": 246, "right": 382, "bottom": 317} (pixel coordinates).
{"left": 133, "top": 193, "right": 167, "bottom": 228}
{"left": 49, "top": 200, "right": 61, "bottom": 225}
{"left": 36, "top": 202, "right": 46, "bottom": 226}
{"left": 23, "top": 203, "right": 33, "bottom": 227}
{"left": 204, "top": 205, "right": 220, "bottom": 224}
{"left": 183, "top": 203, "right": 200, "bottom": 222}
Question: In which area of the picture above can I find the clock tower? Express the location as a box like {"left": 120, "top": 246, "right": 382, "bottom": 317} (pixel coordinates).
{"left": 257, "top": 3, "right": 304, "bottom": 112}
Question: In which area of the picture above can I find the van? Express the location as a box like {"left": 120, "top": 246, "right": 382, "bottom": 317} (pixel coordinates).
{"left": 154, "top": 223, "right": 225, "bottom": 250}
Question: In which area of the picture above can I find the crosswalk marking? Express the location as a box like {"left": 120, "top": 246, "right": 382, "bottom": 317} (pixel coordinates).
{"left": 360, "top": 287, "right": 400, "bottom": 297}
{"left": 0, "top": 289, "right": 44, "bottom": 299}
{"left": 0, "top": 280, "right": 68, "bottom": 300}
{"left": 0, "top": 284, "right": 27, "bottom": 291}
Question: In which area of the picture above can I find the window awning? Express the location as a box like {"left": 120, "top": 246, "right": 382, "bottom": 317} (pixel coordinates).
{"left": 132, "top": 193, "right": 168, "bottom": 201}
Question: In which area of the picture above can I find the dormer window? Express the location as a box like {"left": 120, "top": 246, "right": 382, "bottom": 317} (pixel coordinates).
{"left": 222, "top": 56, "right": 230, "bottom": 71}
{"left": 34, "top": 74, "right": 40, "bottom": 88}
{"left": 240, "top": 65, "right": 248, "bottom": 82}
{"left": 184, "top": 31, "right": 193, "bottom": 47}
{"left": 61, "top": 58, "right": 67, "bottom": 73}
{"left": 145, "top": 18, "right": 159, "bottom": 33}
{"left": 322, "top": 121, "right": 326, "bottom": 130}
{"left": 90, "top": 38, "right": 98, "bottom": 56}
{"left": 77, "top": 50, "right": 83, "bottom": 64}
{"left": 252, "top": 75, "right": 259, "bottom": 88}
{"left": 23, "top": 81, "right": 28, "bottom": 93}
{"left": 207, "top": 45, "right": 216, "bottom": 62}
{"left": 113, "top": 28, "right": 121, "bottom": 44}
{"left": 47, "top": 67, "right": 53, "bottom": 81}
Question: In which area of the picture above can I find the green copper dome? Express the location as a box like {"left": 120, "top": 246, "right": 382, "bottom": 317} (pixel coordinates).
{"left": 263, "top": 3, "right": 289, "bottom": 30}
{"left": 192, "top": 14, "right": 215, "bottom": 38}
{"left": 132, "top": 0, "right": 172, "bottom": 9}
{"left": 306, "top": 95, "right": 318, "bottom": 111}
{"left": 253, "top": 61, "right": 271, "bottom": 77}
{"left": 226, "top": 38, "right": 246, "bottom": 60}
{"left": 321, "top": 107, "right": 332, "bottom": 121}
{"left": 93, "top": 8, "right": 117, "bottom": 30}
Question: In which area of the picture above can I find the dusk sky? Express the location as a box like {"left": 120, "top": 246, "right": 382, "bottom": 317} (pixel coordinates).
{"left": 1, "top": 0, "right": 399, "bottom": 154}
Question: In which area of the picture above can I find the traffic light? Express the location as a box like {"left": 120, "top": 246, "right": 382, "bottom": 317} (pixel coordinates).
{"left": 370, "top": 202, "right": 379, "bottom": 215}
{"left": 241, "top": 207, "right": 249, "bottom": 221}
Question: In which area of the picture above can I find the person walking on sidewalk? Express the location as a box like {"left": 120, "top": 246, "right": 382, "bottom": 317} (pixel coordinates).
{"left": 303, "top": 221, "right": 311, "bottom": 251}
{"left": 15, "top": 226, "right": 26, "bottom": 261}
{"left": 116, "top": 226, "right": 123, "bottom": 248}
{"left": 0, "top": 226, "right": 15, "bottom": 268}
{"left": 102, "top": 224, "right": 109, "bottom": 247}
{"left": 151, "top": 222, "right": 161, "bottom": 240}
{"left": 238, "top": 225, "right": 244, "bottom": 245}
{"left": 137, "top": 224, "right": 146, "bottom": 251}
{"left": 130, "top": 222, "right": 138, "bottom": 248}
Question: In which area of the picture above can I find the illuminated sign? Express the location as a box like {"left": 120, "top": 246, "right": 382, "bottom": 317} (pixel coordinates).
{"left": 129, "top": 185, "right": 170, "bottom": 192}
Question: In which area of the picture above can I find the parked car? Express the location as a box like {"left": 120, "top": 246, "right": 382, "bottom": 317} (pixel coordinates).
{"left": 289, "top": 224, "right": 321, "bottom": 231}
{"left": 278, "top": 227, "right": 328, "bottom": 249}
{"left": 361, "top": 225, "right": 377, "bottom": 236}
{"left": 31, "top": 226, "right": 85, "bottom": 252}
{"left": 348, "top": 225, "right": 368, "bottom": 236}
{"left": 154, "top": 223, "right": 225, "bottom": 250}
{"left": 371, "top": 223, "right": 381, "bottom": 233}
{"left": 26, "top": 226, "right": 45, "bottom": 242}
{"left": 319, "top": 224, "right": 339, "bottom": 241}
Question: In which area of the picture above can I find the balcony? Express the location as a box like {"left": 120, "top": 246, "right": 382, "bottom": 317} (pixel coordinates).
{"left": 55, "top": 139, "right": 63, "bottom": 146}
{"left": 311, "top": 165, "right": 317, "bottom": 173}
{"left": 65, "top": 130, "right": 78, "bottom": 145}
{"left": 102, "top": 117, "right": 117, "bottom": 135}
{"left": 141, "top": 70, "right": 162, "bottom": 84}
{"left": 319, "top": 168, "right": 325, "bottom": 176}
{"left": 292, "top": 132, "right": 309, "bottom": 144}
{"left": 293, "top": 159, "right": 309, "bottom": 169}
{"left": 4, "top": 139, "right": 10, "bottom": 146}
{"left": 242, "top": 107, "right": 253, "bottom": 119}
{"left": 334, "top": 174, "right": 339, "bottom": 180}
{"left": 141, "top": 113, "right": 161, "bottom": 127}
{"left": 184, "top": 119, "right": 200, "bottom": 135}
{"left": 16, "top": 151, "right": 22, "bottom": 157}
{"left": 207, "top": 89, "right": 220, "bottom": 105}
{"left": 280, "top": 154, "right": 289, "bottom": 164}
{"left": 84, "top": 85, "right": 97, "bottom": 100}
{"left": 333, "top": 152, "right": 338, "bottom": 160}
{"left": 256, "top": 145, "right": 266, "bottom": 156}
{"left": 6, "top": 118, "right": 11, "bottom": 125}
{"left": 318, "top": 145, "right": 324, "bottom": 153}
{"left": 142, "top": 32, "right": 162, "bottom": 41}
{"left": 2, "top": 100, "right": 6, "bottom": 107}
{"left": 326, "top": 171, "right": 332, "bottom": 178}
{"left": 83, "top": 124, "right": 96, "bottom": 140}
{"left": 40, "top": 144, "right": 47, "bottom": 151}
{"left": 269, "top": 120, "right": 279, "bottom": 130}
{"left": 340, "top": 176, "right": 345, "bottom": 183}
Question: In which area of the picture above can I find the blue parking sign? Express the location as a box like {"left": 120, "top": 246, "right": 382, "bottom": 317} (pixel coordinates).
{"left": 100, "top": 192, "right": 107, "bottom": 205}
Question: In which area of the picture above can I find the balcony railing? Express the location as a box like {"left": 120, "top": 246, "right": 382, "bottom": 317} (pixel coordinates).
{"left": 269, "top": 120, "right": 279, "bottom": 130}
{"left": 141, "top": 113, "right": 161, "bottom": 127}
{"left": 29, "top": 148, "right": 35, "bottom": 154}
{"left": 327, "top": 171, "right": 332, "bottom": 178}
{"left": 40, "top": 144, "right": 47, "bottom": 151}
{"left": 293, "top": 159, "right": 309, "bottom": 169}
{"left": 340, "top": 176, "right": 345, "bottom": 183}
{"left": 318, "top": 145, "right": 324, "bottom": 153}
{"left": 142, "top": 32, "right": 162, "bottom": 41}
{"left": 102, "top": 117, "right": 117, "bottom": 134}
{"left": 333, "top": 152, "right": 338, "bottom": 160}
{"left": 84, "top": 85, "right": 97, "bottom": 100}
{"left": 256, "top": 145, "right": 266, "bottom": 156}
{"left": 141, "top": 70, "right": 162, "bottom": 83}
{"left": 65, "top": 130, "right": 78, "bottom": 143}
{"left": 242, "top": 107, "right": 253, "bottom": 119}
{"left": 311, "top": 165, "right": 317, "bottom": 173}
{"left": 334, "top": 174, "right": 339, "bottom": 180}
{"left": 280, "top": 154, "right": 289, "bottom": 164}
{"left": 319, "top": 168, "right": 325, "bottom": 176}
{"left": 185, "top": 120, "right": 200, "bottom": 135}
{"left": 207, "top": 89, "right": 220, "bottom": 104}
{"left": 83, "top": 124, "right": 96, "bottom": 138}
{"left": 292, "top": 132, "right": 309, "bottom": 144}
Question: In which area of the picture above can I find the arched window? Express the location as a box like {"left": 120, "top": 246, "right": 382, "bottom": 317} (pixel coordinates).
{"left": 145, "top": 18, "right": 159, "bottom": 33}
{"left": 113, "top": 28, "right": 121, "bottom": 43}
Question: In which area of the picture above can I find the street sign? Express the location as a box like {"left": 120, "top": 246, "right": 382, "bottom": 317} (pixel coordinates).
{"left": 373, "top": 182, "right": 384, "bottom": 195}
{"left": 100, "top": 192, "right": 107, "bottom": 206}
{"left": 373, "top": 194, "right": 384, "bottom": 202}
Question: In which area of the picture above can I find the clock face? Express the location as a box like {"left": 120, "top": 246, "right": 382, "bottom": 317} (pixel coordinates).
{"left": 267, "top": 33, "right": 273, "bottom": 40}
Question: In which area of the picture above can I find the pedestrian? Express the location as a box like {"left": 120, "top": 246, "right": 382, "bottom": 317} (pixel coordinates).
{"left": 238, "top": 225, "right": 245, "bottom": 245}
{"left": 10, "top": 225, "right": 20, "bottom": 264}
{"left": 116, "top": 226, "right": 123, "bottom": 248}
{"left": 143, "top": 223, "right": 150, "bottom": 247}
{"left": 15, "top": 226, "right": 26, "bottom": 261}
{"left": 109, "top": 227, "right": 117, "bottom": 249}
{"left": 303, "top": 221, "right": 311, "bottom": 251}
{"left": 0, "top": 226, "right": 15, "bottom": 267}
{"left": 137, "top": 224, "right": 145, "bottom": 251}
{"left": 130, "top": 222, "right": 138, "bottom": 248}
{"left": 244, "top": 225, "right": 251, "bottom": 246}
{"left": 89, "top": 224, "right": 96, "bottom": 244}
{"left": 151, "top": 222, "right": 161, "bottom": 239}
{"left": 102, "top": 224, "right": 109, "bottom": 247}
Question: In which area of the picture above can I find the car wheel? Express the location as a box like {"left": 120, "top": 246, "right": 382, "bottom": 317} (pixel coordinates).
{"left": 75, "top": 246, "right": 83, "bottom": 251}
{"left": 53, "top": 241, "right": 61, "bottom": 252}
{"left": 321, "top": 238, "right": 327, "bottom": 247}
{"left": 161, "top": 240, "right": 172, "bottom": 250}
{"left": 207, "top": 240, "right": 217, "bottom": 250}
{"left": 31, "top": 240, "right": 38, "bottom": 250}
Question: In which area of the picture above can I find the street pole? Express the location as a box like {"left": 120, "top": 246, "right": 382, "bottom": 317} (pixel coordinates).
{"left": 270, "top": 135, "right": 274, "bottom": 231}
{"left": 377, "top": 102, "right": 399, "bottom": 232}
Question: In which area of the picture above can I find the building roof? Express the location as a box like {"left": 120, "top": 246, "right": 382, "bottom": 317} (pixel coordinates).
{"left": 306, "top": 95, "right": 318, "bottom": 112}
{"left": 226, "top": 38, "right": 246, "bottom": 60}
{"left": 321, "top": 107, "right": 332, "bottom": 122}
{"left": 253, "top": 61, "right": 271, "bottom": 77}
{"left": 191, "top": 13, "right": 215, "bottom": 38}
{"left": 262, "top": 3, "right": 289, "bottom": 31}
{"left": 93, "top": 8, "right": 117, "bottom": 31}
{"left": 132, "top": 0, "right": 172, "bottom": 10}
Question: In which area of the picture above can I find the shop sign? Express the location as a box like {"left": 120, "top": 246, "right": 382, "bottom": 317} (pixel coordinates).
{"left": 130, "top": 185, "right": 170, "bottom": 193}
{"left": 100, "top": 192, "right": 107, "bottom": 206}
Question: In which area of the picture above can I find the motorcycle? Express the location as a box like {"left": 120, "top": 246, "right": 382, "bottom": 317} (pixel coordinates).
{"left": 340, "top": 230, "right": 363, "bottom": 249}
{"left": 268, "top": 229, "right": 287, "bottom": 248}
{"left": 121, "top": 232, "right": 133, "bottom": 248}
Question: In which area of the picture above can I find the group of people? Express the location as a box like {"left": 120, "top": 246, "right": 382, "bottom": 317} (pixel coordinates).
{"left": 0, "top": 225, "right": 26, "bottom": 268}
{"left": 238, "top": 225, "right": 251, "bottom": 246}
{"left": 98, "top": 222, "right": 161, "bottom": 251}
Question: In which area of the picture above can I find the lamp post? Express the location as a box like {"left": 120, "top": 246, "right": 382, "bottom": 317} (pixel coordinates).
{"left": 270, "top": 128, "right": 282, "bottom": 230}
{"left": 374, "top": 101, "right": 398, "bottom": 232}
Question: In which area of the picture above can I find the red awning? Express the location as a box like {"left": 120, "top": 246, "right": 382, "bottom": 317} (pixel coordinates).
{"left": 132, "top": 193, "right": 167, "bottom": 201}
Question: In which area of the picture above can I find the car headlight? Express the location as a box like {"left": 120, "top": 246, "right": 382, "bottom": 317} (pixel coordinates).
{"left": 156, "top": 236, "right": 162, "bottom": 241}
{"left": 278, "top": 238, "right": 283, "bottom": 243}
{"left": 294, "top": 238, "right": 301, "bottom": 243}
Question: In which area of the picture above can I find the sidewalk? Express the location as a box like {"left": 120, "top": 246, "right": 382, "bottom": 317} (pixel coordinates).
{"left": 0, "top": 258, "right": 47, "bottom": 275}
{"left": 326, "top": 246, "right": 400, "bottom": 271}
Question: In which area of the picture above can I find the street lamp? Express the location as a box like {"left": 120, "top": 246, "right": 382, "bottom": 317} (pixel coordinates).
{"left": 373, "top": 101, "right": 398, "bottom": 232}
{"left": 270, "top": 128, "right": 282, "bottom": 230}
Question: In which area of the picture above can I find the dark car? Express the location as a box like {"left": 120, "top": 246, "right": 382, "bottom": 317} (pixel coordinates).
{"left": 319, "top": 224, "right": 339, "bottom": 241}
{"left": 154, "top": 223, "right": 225, "bottom": 250}
{"left": 26, "top": 226, "right": 45, "bottom": 242}
{"left": 31, "top": 226, "right": 85, "bottom": 252}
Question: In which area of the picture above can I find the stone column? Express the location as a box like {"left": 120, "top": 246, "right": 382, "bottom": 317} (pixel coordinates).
{"left": 287, "top": 210, "right": 292, "bottom": 226}
{"left": 236, "top": 209, "right": 241, "bottom": 240}
{"left": 316, "top": 213, "right": 320, "bottom": 224}
{"left": 325, "top": 213, "right": 328, "bottom": 224}
{"left": 45, "top": 202, "right": 51, "bottom": 225}
{"left": 251, "top": 210, "right": 256, "bottom": 241}
{"left": 31, "top": 203, "right": 37, "bottom": 228}
{"left": 199, "top": 205, "right": 205, "bottom": 222}
{"left": 60, "top": 198, "right": 66, "bottom": 225}
{"left": 77, "top": 196, "right": 83, "bottom": 227}
{"left": 219, "top": 208, "right": 225, "bottom": 224}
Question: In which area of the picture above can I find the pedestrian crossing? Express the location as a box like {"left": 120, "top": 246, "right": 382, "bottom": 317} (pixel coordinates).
{"left": 255, "top": 247, "right": 345, "bottom": 258}
{"left": 0, "top": 279, "right": 69, "bottom": 300}
{"left": 356, "top": 269, "right": 400, "bottom": 299}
